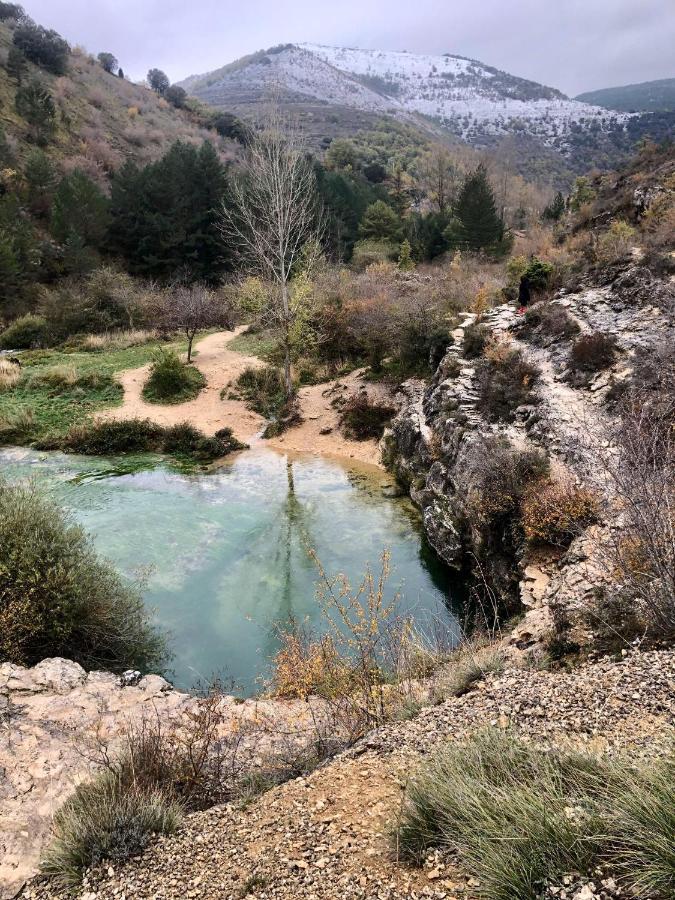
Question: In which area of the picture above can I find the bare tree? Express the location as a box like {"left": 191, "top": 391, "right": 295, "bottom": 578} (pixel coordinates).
{"left": 419, "top": 146, "right": 457, "bottom": 215}
{"left": 220, "top": 106, "right": 323, "bottom": 398}
{"left": 161, "top": 284, "right": 214, "bottom": 363}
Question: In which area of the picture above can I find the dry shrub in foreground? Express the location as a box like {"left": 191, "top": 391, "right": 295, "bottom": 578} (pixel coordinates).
{"left": 43, "top": 696, "right": 258, "bottom": 886}
{"left": 0, "top": 357, "right": 21, "bottom": 391}
{"left": 598, "top": 383, "right": 675, "bottom": 642}
{"left": 269, "top": 551, "right": 449, "bottom": 741}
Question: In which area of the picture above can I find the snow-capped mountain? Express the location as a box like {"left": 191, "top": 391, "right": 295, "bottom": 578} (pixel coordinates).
{"left": 181, "top": 43, "right": 626, "bottom": 155}
{"left": 301, "top": 44, "right": 623, "bottom": 146}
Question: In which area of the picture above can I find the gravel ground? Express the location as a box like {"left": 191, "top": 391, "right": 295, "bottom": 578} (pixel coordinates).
{"left": 21, "top": 650, "right": 675, "bottom": 900}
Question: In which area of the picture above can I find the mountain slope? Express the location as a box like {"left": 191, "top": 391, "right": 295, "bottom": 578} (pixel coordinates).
{"left": 576, "top": 77, "right": 675, "bottom": 112}
{"left": 181, "top": 43, "right": 625, "bottom": 158}
{"left": 0, "top": 19, "right": 238, "bottom": 183}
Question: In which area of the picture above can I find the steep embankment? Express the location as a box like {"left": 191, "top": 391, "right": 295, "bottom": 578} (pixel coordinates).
{"left": 385, "top": 261, "right": 675, "bottom": 642}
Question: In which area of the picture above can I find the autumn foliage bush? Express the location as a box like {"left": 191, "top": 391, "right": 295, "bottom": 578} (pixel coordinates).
{"left": 521, "top": 477, "right": 599, "bottom": 547}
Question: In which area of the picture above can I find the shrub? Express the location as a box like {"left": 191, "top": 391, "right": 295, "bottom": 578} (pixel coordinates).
{"left": 234, "top": 365, "right": 286, "bottom": 419}
{"left": 434, "top": 643, "right": 505, "bottom": 699}
{"left": 41, "top": 770, "right": 181, "bottom": 888}
{"left": 142, "top": 350, "right": 205, "bottom": 404}
{"left": 0, "top": 358, "right": 21, "bottom": 391}
{"left": 597, "top": 220, "right": 636, "bottom": 264}
{"left": 568, "top": 332, "right": 617, "bottom": 373}
{"left": 519, "top": 302, "right": 580, "bottom": 345}
{"left": 521, "top": 477, "right": 599, "bottom": 547}
{"left": 395, "top": 731, "right": 675, "bottom": 900}
{"left": 522, "top": 478, "right": 598, "bottom": 547}
{"left": 522, "top": 257, "right": 553, "bottom": 292}
{"left": 394, "top": 731, "right": 603, "bottom": 889}
{"left": 40, "top": 419, "right": 243, "bottom": 461}
{"left": 351, "top": 239, "right": 398, "bottom": 271}
{"left": 475, "top": 347, "right": 540, "bottom": 422}
{"left": 162, "top": 423, "right": 244, "bottom": 460}
{"left": 13, "top": 22, "right": 70, "bottom": 75}
{"left": 28, "top": 366, "right": 115, "bottom": 395}
{"left": 0, "top": 479, "right": 166, "bottom": 671}
{"left": 462, "top": 322, "right": 489, "bottom": 358}
{"left": 0, "top": 314, "right": 49, "bottom": 349}
{"left": 339, "top": 392, "right": 395, "bottom": 440}
{"left": 583, "top": 588, "right": 645, "bottom": 654}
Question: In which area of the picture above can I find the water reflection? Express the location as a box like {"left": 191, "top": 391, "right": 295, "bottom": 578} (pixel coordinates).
{"left": 0, "top": 446, "right": 462, "bottom": 693}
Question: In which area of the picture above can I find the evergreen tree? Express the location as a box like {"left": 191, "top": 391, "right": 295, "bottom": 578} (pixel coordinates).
{"left": 97, "top": 52, "right": 118, "bottom": 74}
{"left": 147, "top": 68, "right": 170, "bottom": 95}
{"left": 397, "top": 239, "right": 415, "bottom": 271}
{"left": 23, "top": 148, "right": 56, "bottom": 218}
{"left": 451, "top": 164, "right": 504, "bottom": 251}
{"left": 13, "top": 22, "right": 70, "bottom": 75}
{"left": 15, "top": 80, "right": 56, "bottom": 145}
{"left": 6, "top": 46, "right": 27, "bottom": 84}
{"left": 543, "top": 191, "right": 566, "bottom": 221}
{"left": 359, "top": 200, "right": 401, "bottom": 242}
{"left": 117, "top": 68, "right": 124, "bottom": 79}
{"left": 108, "top": 141, "right": 228, "bottom": 282}
{"left": 51, "top": 170, "right": 110, "bottom": 248}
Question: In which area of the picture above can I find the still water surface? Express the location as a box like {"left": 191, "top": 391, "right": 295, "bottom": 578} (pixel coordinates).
{"left": 0, "top": 446, "right": 461, "bottom": 693}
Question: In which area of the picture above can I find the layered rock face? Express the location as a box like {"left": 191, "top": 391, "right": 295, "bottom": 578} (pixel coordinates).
{"left": 0, "top": 659, "right": 324, "bottom": 899}
{"left": 384, "top": 262, "right": 675, "bottom": 639}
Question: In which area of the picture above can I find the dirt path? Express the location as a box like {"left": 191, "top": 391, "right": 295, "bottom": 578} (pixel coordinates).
{"left": 99, "top": 330, "right": 394, "bottom": 468}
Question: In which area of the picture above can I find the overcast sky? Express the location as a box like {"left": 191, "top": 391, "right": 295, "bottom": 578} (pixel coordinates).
{"left": 22, "top": 0, "right": 675, "bottom": 96}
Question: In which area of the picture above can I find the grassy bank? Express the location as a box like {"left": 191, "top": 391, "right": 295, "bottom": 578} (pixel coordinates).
{"left": 0, "top": 336, "right": 189, "bottom": 446}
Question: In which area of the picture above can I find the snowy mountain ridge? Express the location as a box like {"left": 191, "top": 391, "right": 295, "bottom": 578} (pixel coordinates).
{"left": 180, "top": 42, "right": 628, "bottom": 156}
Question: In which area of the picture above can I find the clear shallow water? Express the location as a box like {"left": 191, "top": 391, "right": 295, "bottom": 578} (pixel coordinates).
{"left": 0, "top": 447, "right": 461, "bottom": 693}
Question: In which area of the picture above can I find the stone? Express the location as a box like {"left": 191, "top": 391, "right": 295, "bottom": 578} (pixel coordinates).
{"left": 31, "top": 658, "right": 87, "bottom": 693}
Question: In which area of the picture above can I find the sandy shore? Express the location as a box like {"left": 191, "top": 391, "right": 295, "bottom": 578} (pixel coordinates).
{"left": 98, "top": 329, "right": 394, "bottom": 468}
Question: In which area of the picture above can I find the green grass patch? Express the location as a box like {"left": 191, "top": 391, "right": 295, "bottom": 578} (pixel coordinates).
{"left": 141, "top": 350, "right": 206, "bottom": 404}
{"left": 0, "top": 338, "right": 188, "bottom": 446}
{"left": 228, "top": 327, "right": 278, "bottom": 360}
{"left": 395, "top": 730, "right": 675, "bottom": 899}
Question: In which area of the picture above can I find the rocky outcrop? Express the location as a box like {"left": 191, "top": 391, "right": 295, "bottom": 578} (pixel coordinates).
{"left": 384, "top": 264, "right": 675, "bottom": 638}
{"left": 0, "top": 659, "right": 325, "bottom": 899}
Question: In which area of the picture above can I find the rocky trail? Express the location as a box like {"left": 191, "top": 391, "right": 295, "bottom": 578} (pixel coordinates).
{"left": 99, "top": 328, "right": 394, "bottom": 468}
{"left": 17, "top": 650, "right": 674, "bottom": 900}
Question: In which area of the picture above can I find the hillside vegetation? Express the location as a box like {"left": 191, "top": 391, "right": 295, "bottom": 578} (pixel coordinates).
{"left": 577, "top": 77, "right": 675, "bottom": 112}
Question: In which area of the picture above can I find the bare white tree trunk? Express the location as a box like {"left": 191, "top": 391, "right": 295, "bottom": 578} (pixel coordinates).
{"left": 220, "top": 104, "right": 323, "bottom": 400}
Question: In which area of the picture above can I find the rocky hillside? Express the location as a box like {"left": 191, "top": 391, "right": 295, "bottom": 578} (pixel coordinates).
{"left": 384, "top": 168, "right": 675, "bottom": 647}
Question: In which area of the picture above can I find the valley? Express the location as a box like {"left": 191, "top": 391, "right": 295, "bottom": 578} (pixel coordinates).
{"left": 0, "top": 3, "right": 674, "bottom": 899}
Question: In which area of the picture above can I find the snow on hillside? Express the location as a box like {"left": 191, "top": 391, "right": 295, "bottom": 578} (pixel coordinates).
{"left": 301, "top": 44, "right": 625, "bottom": 145}
{"left": 182, "top": 42, "right": 629, "bottom": 156}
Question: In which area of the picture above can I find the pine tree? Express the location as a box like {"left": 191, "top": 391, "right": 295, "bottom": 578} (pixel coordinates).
{"left": 108, "top": 141, "right": 228, "bottom": 282}
{"left": 359, "top": 200, "right": 401, "bottom": 242}
{"left": 51, "top": 170, "right": 110, "bottom": 248}
{"left": 397, "top": 239, "right": 415, "bottom": 271}
{"left": 543, "top": 191, "right": 566, "bottom": 221}
{"left": 452, "top": 164, "right": 503, "bottom": 251}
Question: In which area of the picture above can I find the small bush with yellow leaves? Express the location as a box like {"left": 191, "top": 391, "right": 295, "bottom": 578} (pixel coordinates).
{"left": 521, "top": 477, "right": 599, "bottom": 546}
